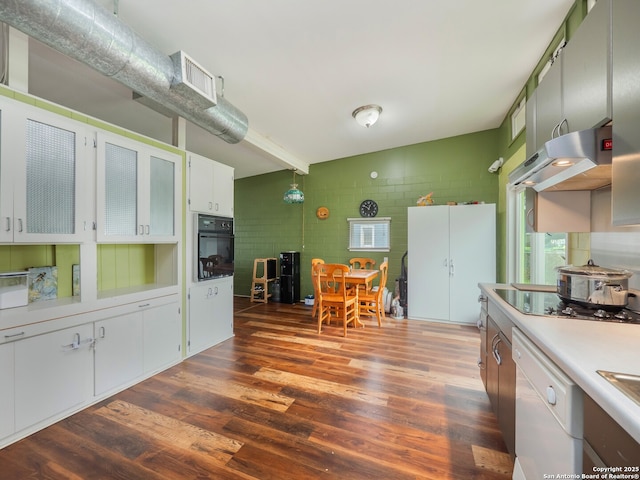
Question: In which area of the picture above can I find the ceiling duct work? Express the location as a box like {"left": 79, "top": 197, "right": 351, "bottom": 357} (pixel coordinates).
{"left": 0, "top": 0, "right": 248, "bottom": 144}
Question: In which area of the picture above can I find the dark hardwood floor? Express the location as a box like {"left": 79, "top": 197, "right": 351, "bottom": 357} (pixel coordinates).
{"left": 0, "top": 297, "right": 513, "bottom": 479}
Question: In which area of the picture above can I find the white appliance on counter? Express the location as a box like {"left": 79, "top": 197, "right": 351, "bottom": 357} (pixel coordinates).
{"left": 511, "top": 328, "right": 583, "bottom": 479}
{"left": 407, "top": 204, "right": 495, "bottom": 324}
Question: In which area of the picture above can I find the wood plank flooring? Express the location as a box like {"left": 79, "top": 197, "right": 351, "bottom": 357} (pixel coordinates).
{"left": 0, "top": 297, "right": 513, "bottom": 479}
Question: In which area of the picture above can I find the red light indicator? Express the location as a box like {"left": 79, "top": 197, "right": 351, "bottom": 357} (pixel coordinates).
{"left": 603, "top": 138, "right": 613, "bottom": 150}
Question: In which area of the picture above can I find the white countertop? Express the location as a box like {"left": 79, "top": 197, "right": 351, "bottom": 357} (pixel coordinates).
{"left": 480, "top": 283, "right": 640, "bottom": 443}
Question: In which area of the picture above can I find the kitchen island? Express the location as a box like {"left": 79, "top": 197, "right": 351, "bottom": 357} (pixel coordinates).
{"left": 479, "top": 283, "right": 640, "bottom": 445}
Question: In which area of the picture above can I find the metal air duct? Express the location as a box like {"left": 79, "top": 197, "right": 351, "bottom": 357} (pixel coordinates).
{"left": 0, "top": 0, "right": 248, "bottom": 144}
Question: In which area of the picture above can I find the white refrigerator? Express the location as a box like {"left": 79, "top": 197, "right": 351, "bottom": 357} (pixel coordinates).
{"left": 407, "top": 204, "right": 496, "bottom": 324}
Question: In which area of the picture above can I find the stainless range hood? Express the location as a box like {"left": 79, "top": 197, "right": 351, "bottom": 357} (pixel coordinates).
{"left": 509, "top": 126, "right": 613, "bottom": 192}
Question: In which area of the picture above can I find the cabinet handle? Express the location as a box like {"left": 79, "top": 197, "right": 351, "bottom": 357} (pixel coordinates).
{"left": 526, "top": 208, "right": 534, "bottom": 229}
{"left": 492, "top": 339, "right": 502, "bottom": 366}
{"left": 138, "top": 303, "right": 151, "bottom": 308}
{"left": 443, "top": 258, "right": 448, "bottom": 267}
{"left": 138, "top": 224, "right": 144, "bottom": 235}
{"left": 62, "top": 333, "right": 81, "bottom": 350}
{"left": 99, "top": 326, "right": 106, "bottom": 338}
{"left": 558, "top": 118, "right": 568, "bottom": 136}
{"left": 215, "top": 203, "right": 219, "bottom": 211}
{"left": 477, "top": 357, "right": 485, "bottom": 370}
{"left": 4, "top": 331, "right": 25, "bottom": 339}
{"left": 208, "top": 202, "right": 213, "bottom": 211}
{"left": 17, "top": 218, "right": 23, "bottom": 233}
{"left": 5, "top": 217, "right": 10, "bottom": 232}
{"left": 145, "top": 224, "right": 150, "bottom": 235}
{"left": 450, "top": 259, "right": 454, "bottom": 277}
{"left": 490, "top": 333, "right": 502, "bottom": 365}
{"left": 214, "top": 286, "right": 219, "bottom": 295}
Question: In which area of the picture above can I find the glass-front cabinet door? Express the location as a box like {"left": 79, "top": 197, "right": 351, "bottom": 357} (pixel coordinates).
{"left": 149, "top": 155, "right": 175, "bottom": 237}
{"left": 96, "top": 132, "right": 180, "bottom": 243}
{"left": 0, "top": 98, "right": 89, "bottom": 243}
{"left": 102, "top": 141, "right": 138, "bottom": 237}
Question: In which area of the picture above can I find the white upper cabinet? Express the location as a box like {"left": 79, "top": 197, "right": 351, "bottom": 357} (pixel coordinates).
{"left": 612, "top": 0, "right": 640, "bottom": 225}
{"left": 530, "top": 0, "right": 612, "bottom": 155}
{"left": 562, "top": 0, "right": 612, "bottom": 133}
{"left": 96, "top": 132, "right": 181, "bottom": 243}
{"left": 534, "top": 57, "right": 563, "bottom": 151}
{"left": 188, "top": 152, "right": 234, "bottom": 217}
{"left": 0, "top": 98, "right": 91, "bottom": 243}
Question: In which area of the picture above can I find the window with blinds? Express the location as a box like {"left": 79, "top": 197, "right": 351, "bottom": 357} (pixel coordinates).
{"left": 348, "top": 217, "right": 391, "bottom": 252}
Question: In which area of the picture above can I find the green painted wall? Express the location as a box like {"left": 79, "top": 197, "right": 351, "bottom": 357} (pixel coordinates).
{"left": 235, "top": 129, "right": 500, "bottom": 300}
{"left": 97, "top": 244, "right": 157, "bottom": 291}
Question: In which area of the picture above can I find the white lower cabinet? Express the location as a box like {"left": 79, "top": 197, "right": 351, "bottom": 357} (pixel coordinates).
{"left": 14, "top": 324, "right": 94, "bottom": 432}
{"left": 0, "top": 294, "right": 182, "bottom": 448}
{"left": 188, "top": 277, "right": 233, "bottom": 355}
{"left": 143, "top": 302, "right": 181, "bottom": 373}
{"left": 94, "top": 299, "right": 181, "bottom": 396}
{"left": 94, "top": 312, "right": 144, "bottom": 396}
{"left": 0, "top": 342, "right": 14, "bottom": 439}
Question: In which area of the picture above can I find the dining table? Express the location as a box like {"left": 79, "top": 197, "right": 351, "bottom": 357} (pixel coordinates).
{"left": 343, "top": 268, "right": 378, "bottom": 291}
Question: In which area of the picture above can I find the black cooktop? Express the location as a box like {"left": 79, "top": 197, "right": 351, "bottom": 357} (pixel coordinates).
{"left": 494, "top": 288, "right": 640, "bottom": 324}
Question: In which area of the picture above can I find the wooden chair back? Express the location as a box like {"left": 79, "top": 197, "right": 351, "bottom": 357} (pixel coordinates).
{"left": 320, "top": 263, "right": 350, "bottom": 296}
{"left": 349, "top": 257, "right": 376, "bottom": 270}
{"left": 315, "top": 263, "right": 359, "bottom": 336}
{"left": 311, "top": 259, "right": 325, "bottom": 319}
{"left": 358, "top": 260, "right": 388, "bottom": 326}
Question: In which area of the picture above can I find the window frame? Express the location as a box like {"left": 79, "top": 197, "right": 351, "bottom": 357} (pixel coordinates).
{"left": 510, "top": 96, "right": 526, "bottom": 141}
{"left": 347, "top": 217, "right": 391, "bottom": 252}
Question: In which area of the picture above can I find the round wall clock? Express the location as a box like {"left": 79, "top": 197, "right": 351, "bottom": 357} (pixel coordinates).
{"left": 359, "top": 199, "right": 378, "bottom": 217}
{"left": 316, "top": 206, "right": 330, "bottom": 219}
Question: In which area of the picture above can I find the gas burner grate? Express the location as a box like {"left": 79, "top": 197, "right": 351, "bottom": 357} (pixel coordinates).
{"left": 493, "top": 288, "right": 640, "bottom": 324}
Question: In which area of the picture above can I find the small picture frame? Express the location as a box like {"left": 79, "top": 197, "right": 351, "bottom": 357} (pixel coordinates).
{"left": 72, "top": 264, "right": 80, "bottom": 297}
{"left": 28, "top": 266, "right": 58, "bottom": 303}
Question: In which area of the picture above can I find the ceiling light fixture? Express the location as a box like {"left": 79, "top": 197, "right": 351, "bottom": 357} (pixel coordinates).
{"left": 283, "top": 171, "right": 304, "bottom": 204}
{"left": 352, "top": 104, "right": 382, "bottom": 128}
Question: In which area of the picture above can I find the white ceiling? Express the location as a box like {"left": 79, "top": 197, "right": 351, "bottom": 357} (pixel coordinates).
{"left": 26, "top": 0, "right": 575, "bottom": 178}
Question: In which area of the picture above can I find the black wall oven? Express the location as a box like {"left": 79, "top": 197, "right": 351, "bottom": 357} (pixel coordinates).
{"left": 196, "top": 214, "right": 234, "bottom": 281}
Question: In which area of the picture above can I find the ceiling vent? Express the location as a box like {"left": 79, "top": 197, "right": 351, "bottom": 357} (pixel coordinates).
{"left": 0, "top": 0, "right": 248, "bottom": 144}
{"left": 170, "top": 51, "right": 217, "bottom": 109}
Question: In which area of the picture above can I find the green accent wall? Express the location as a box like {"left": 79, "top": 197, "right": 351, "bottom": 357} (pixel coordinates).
{"left": 97, "top": 244, "right": 156, "bottom": 291}
{"left": 235, "top": 129, "right": 500, "bottom": 300}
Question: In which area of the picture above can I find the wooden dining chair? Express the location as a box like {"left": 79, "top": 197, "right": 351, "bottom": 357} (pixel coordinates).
{"left": 349, "top": 257, "right": 376, "bottom": 270}
{"left": 358, "top": 260, "right": 388, "bottom": 327}
{"left": 349, "top": 257, "right": 376, "bottom": 295}
{"left": 310, "top": 258, "right": 325, "bottom": 320}
{"left": 315, "top": 263, "right": 359, "bottom": 336}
